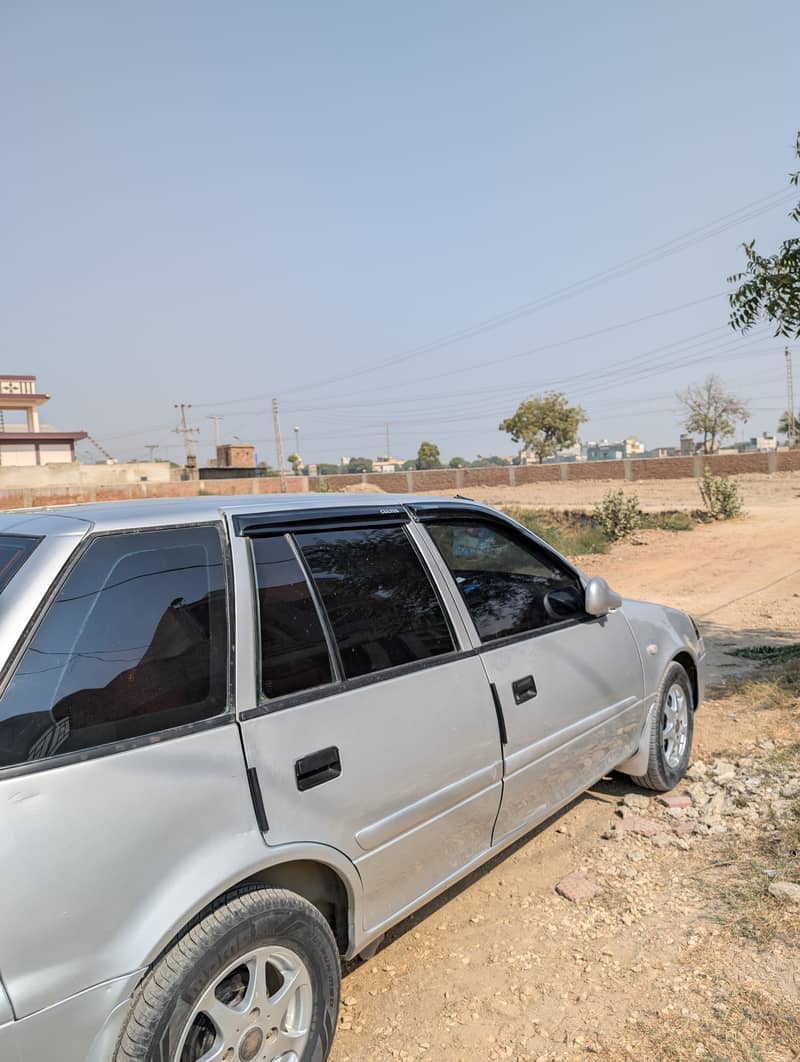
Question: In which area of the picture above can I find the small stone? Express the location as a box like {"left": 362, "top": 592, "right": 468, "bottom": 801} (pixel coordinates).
{"left": 343, "top": 996, "right": 358, "bottom": 1007}
{"left": 651, "top": 834, "right": 671, "bottom": 848}
{"left": 622, "top": 793, "right": 651, "bottom": 810}
{"left": 768, "top": 881, "right": 800, "bottom": 905}
{"left": 616, "top": 814, "right": 666, "bottom": 837}
{"left": 673, "top": 821, "right": 697, "bottom": 836}
{"left": 686, "top": 761, "right": 707, "bottom": 780}
{"left": 712, "top": 761, "right": 736, "bottom": 782}
{"left": 555, "top": 870, "right": 603, "bottom": 903}
{"left": 660, "top": 793, "right": 692, "bottom": 809}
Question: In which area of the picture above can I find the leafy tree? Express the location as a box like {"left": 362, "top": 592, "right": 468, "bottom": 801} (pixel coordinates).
{"left": 416, "top": 441, "right": 442, "bottom": 469}
{"left": 317, "top": 463, "right": 340, "bottom": 476}
{"left": 448, "top": 456, "right": 467, "bottom": 468}
{"left": 777, "top": 410, "right": 800, "bottom": 442}
{"left": 499, "top": 392, "right": 586, "bottom": 463}
{"left": 401, "top": 459, "right": 417, "bottom": 471}
{"left": 287, "top": 452, "right": 303, "bottom": 475}
{"left": 469, "top": 455, "right": 509, "bottom": 467}
{"left": 347, "top": 456, "right": 372, "bottom": 473}
{"left": 729, "top": 133, "right": 800, "bottom": 338}
{"left": 676, "top": 374, "right": 749, "bottom": 454}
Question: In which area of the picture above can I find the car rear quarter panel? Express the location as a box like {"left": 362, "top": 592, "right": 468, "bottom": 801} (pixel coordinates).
{"left": 1, "top": 724, "right": 272, "bottom": 1016}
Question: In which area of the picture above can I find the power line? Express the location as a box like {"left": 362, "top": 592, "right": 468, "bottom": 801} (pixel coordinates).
{"left": 187, "top": 187, "right": 794, "bottom": 413}
{"left": 275, "top": 187, "right": 796, "bottom": 397}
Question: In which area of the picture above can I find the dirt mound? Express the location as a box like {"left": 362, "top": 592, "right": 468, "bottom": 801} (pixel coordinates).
{"left": 339, "top": 482, "right": 386, "bottom": 493}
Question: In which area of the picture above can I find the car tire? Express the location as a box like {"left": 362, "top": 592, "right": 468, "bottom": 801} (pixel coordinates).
{"left": 629, "top": 661, "right": 694, "bottom": 792}
{"left": 115, "top": 886, "right": 340, "bottom": 1062}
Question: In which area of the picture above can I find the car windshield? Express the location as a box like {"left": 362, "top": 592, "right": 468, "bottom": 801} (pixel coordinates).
{"left": 0, "top": 536, "right": 40, "bottom": 593}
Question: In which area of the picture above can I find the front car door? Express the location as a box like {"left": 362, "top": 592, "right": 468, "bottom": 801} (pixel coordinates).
{"left": 231, "top": 508, "right": 504, "bottom": 932}
{"left": 414, "top": 505, "right": 645, "bottom": 846}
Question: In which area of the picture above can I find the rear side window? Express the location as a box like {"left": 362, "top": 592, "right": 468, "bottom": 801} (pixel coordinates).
{"left": 0, "top": 535, "right": 39, "bottom": 593}
{"left": 296, "top": 525, "right": 455, "bottom": 680}
{"left": 427, "top": 520, "right": 585, "bottom": 642}
{"left": 252, "top": 535, "right": 333, "bottom": 699}
{"left": 0, "top": 525, "right": 228, "bottom": 770}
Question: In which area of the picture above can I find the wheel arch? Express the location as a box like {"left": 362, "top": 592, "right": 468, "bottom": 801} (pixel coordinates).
{"left": 673, "top": 649, "right": 699, "bottom": 709}
{"left": 145, "top": 847, "right": 361, "bottom": 981}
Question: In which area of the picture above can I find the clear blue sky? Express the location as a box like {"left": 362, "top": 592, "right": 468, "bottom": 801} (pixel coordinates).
{"left": 2, "top": 1, "right": 798, "bottom": 466}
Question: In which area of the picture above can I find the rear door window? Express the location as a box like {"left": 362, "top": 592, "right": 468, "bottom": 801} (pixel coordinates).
{"left": 0, "top": 525, "right": 228, "bottom": 770}
{"left": 295, "top": 525, "right": 455, "bottom": 679}
{"left": 252, "top": 535, "right": 334, "bottom": 699}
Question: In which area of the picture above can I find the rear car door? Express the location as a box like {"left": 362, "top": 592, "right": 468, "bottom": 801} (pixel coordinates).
{"left": 232, "top": 508, "right": 503, "bottom": 932}
{"left": 417, "top": 508, "right": 644, "bottom": 845}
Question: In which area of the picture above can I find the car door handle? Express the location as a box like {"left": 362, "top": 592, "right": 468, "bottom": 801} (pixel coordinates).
{"left": 512, "top": 674, "right": 538, "bottom": 704}
{"left": 295, "top": 746, "right": 342, "bottom": 791}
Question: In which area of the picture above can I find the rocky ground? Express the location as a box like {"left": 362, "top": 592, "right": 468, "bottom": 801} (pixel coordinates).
{"left": 329, "top": 661, "right": 800, "bottom": 1062}
{"left": 326, "top": 488, "right": 800, "bottom": 1061}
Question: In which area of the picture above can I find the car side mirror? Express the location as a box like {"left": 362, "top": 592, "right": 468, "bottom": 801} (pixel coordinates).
{"left": 584, "top": 576, "right": 622, "bottom": 617}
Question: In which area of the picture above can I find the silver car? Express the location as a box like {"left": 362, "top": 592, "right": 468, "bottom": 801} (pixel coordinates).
{"left": 0, "top": 494, "right": 704, "bottom": 1062}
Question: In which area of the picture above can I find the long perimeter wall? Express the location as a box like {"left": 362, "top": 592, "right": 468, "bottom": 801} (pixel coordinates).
{"left": 0, "top": 450, "right": 798, "bottom": 511}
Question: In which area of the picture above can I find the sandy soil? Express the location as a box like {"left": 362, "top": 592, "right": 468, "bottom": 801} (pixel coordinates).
{"left": 429, "top": 469, "right": 800, "bottom": 515}
{"left": 328, "top": 479, "right": 800, "bottom": 1062}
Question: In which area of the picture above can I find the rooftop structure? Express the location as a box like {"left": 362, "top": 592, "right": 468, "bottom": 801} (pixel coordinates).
{"left": 0, "top": 375, "right": 87, "bottom": 467}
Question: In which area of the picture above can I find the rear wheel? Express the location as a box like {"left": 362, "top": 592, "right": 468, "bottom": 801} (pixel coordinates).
{"left": 115, "top": 887, "right": 340, "bottom": 1062}
{"left": 629, "top": 661, "right": 694, "bottom": 792}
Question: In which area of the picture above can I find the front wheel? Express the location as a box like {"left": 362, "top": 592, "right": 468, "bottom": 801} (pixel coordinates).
{"left": 115, "top": 886, "right": 340, "bottom": 1062}
{"left": 629, "top": 661, "right": 694, "bottom": 792}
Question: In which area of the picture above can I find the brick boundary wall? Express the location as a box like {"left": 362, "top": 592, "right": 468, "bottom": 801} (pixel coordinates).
{"left": 0, "top": 450, "right": 798, "bottom": 511}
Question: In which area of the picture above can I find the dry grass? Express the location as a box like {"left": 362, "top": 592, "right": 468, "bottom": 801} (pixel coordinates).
{"left": 626, "top": 983, "right": 800, "bottom": 1062}
{"left": 724, "top": 659, "right": 800, "bottom": 713}
{"left": 626, "top": 679, "right": 800, "bottom": 1062}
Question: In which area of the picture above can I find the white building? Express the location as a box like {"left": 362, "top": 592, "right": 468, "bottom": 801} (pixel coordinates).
{"left": 0, "top": 375, "right": 87, "bottom": 466}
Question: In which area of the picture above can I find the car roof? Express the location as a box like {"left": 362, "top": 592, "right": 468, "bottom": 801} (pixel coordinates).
{"left": 0, "top": 492, "right": 491, "bottom": 537}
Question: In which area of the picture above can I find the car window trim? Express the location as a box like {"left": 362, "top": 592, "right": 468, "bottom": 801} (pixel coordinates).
{"left": 0, "top": 521, "right": 235, "bottom": 777}
{"left": 0, "top": 712, "right": 236, "bottom": 781}
{"left": 239, "top": 646, "right": 479, "bottom": 721}
{"left": 233, "top": 505, "right": 410, "bottom": 537}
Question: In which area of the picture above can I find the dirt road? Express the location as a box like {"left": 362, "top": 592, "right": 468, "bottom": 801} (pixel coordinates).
{"left": 329, "top": 484, "right": 800, "bottom": 1062}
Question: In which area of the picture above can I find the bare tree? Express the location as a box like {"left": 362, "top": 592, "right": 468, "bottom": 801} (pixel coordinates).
{"left": 676, "top": 375, "right": 750, "bottom": 454}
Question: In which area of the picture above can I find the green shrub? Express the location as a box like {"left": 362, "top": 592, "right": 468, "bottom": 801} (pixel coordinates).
{"left": 503, "top": 508, "right": 609, "bottom": 555}
{"left": 592, "top": 489, "right": 642, "bottom": 541}
{"left": 661, "top": 510, "right": 695, "bottom": 531}
{"left": 698, "top": 467, "right": 744, "bottom": 520}
{"left": 640, "top": 510, "right": 695, "bottom": 532}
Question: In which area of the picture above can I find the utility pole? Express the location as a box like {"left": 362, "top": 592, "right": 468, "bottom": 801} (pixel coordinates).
{"left": 385, "top": 422, "right": 391, "bottom": 459}
{"left": 207, "top": 414, "right": 224, "bottom": 451}
{"left": 173, "top": 403, "right": 200, "bottom": 469}
{"left": 272, "top": 398, "right": 288, "bottom": 492}
{"left": 786, "top": 348, "right": 796, "bottom": 447}
{"left": 144, "top": 444, "right": 159, "bottom": 462}
{"left": 293, "top": 425, "right": 301, "bottom": 460}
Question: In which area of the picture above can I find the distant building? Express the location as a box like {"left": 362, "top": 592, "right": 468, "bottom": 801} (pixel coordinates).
{"left": 735, "top": 433, "right": 778, "bottom": 453}
{"left": 586, "top": 436, "right": 644, "bottom": 462}
{"left": 216, "top": 443, "right": 255, "bottom": 468}
{"left": 679, "top": 434, "right": 698, "bottom": 455}
{"left": 0, "top": 375, "right": 87, "bottom": 466}
{"left": 642, "top": 446, "right": 681, "bottom": 459}
{"left": 371, "top": 456, "right": 405, "bottom": 473}
{"left": 521, "top": 442, "right": 584, "bottom": 465}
